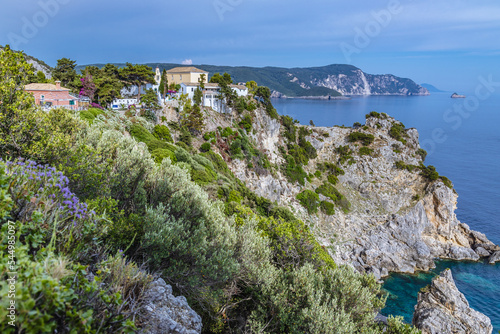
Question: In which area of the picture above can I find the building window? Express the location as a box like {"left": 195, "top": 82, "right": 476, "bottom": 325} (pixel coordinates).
{"left": 191, "top": 88, "right": 194, "bottom": 92}
{"left": 172, "top": 75, "right": 174, "bottom": 80}
{"left": 41, "top": 95, "right": 45, "bottom": 100}
{"left": 180, "top": 75, "right": 182, "bottom": 80}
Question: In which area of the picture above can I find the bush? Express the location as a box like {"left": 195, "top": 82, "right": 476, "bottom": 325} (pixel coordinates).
{"left": 353, "top": 122, "right": 362, "bottom": 128}
{"left": 366, "top": 111, "right": 380, "bottom": 119}
{"left": 80, "top": 107, "right": 105, "bottom": 124}
{"left": 153, "top": 124, "right": 173, "bottom": 143}
{"left": 296, "top": 189, "right": 320, "bottom": 214}
{"left": 238, "top": 114, "right": 252, "bottom": 132}
{"left": 143, "top": 159, "right": 239, "bottom": 294}
{"left": 320, "top": 201, "right": 335, "bottom": 215}
{"left": 348, "top": 131, "right": 375, "bottom": 146}
{"left": 416, "top": 148, "right": 427, "bottom": 161}
{"left": 420, "top": 165, "right": 439, "bottom": 181}
{"left": 284, "top": 155, "right": 308, "bottom": 185}
{"left": 221, "top": 127, "right": 234, "bottom": 138}
{"left": 200, "top": 142, "right": 211, "bottom": 152}
{"left": 359, "top": 146, "right": 374, "bottom": 156}
{"left": 151, "top": 148, "right": 177, "bottom": 164}
{"left": 179, "top": 127, "right": 192, "bottom": 146}
{"left": 440, "top": 176, "right": 453, "bottom": 188}
{"left": 389, "top": 123, "right": 407, "bottom": 144}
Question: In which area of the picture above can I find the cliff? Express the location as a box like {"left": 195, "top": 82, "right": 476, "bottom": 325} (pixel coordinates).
{"left": 203, "top": 108, "right": 499, "bottom": 279}
{"left": 412, "top": 269, "right": 493, "bottom": 334}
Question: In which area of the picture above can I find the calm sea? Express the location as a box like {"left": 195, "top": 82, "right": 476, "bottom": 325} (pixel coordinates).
{"left": 273, "top": 92, "right": 500, "bottom": 331}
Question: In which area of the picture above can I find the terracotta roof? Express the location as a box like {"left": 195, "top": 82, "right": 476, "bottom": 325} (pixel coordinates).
{"left": 230, "top": 84, "right": 248, "bottom": 90}
{"left": 166, "top": 66, "right": 208, "bottom": 74}
{"left": 24, "top": 83, "right": 70, "bottom": 91}
{"left": 182, "top": 82, "right": 219, "bottom": 88}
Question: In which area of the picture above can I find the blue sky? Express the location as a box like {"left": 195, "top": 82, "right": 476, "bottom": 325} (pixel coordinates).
{"left": 1, "top": 0, "right": 500, "bottom": 92}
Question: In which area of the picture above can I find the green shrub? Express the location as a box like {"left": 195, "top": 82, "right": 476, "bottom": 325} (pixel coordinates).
{"left": 179, "top": 127, "right": 192, "bottom": 146}
{"left": 348, "top": 131, "right": 375, "bottom": 146}
{"left": 200, "top": 142, "right": 211, "bottom": 152}
{"left": 389, "top": 123, "right": 407, "bottom": 144}
{"left": 221, "top": 126, "right": 234, "bottom": 138}
{"left": 248, "top": 263, "right": 385, "bottom": 334}
{"left": 327, "top": 174, "right": 339, "bottom": 185}
{"left": 420, "top": 165, "right": 439, "bottom": 181}
{"left": 366, "top": 111, "right": 380, "bottom": 118}
{"left": 395, "top": 161, "right": 418, "bottom": 173}
{"left": 359, "top": 146, "right": 374, "bottom": 156}
{"left": 151, "top": 148, "right": 177, "bottom": 164}
{"left": 284, "top": 155, "right": 308, "bottom": 185}
{"left": 440, "top": 176, "right": 453, "bottom": 188}
{"left": 416, "top": 148, "right": 427, "bottom": 161}
{"left": 238, "top": 114, "right": 252, "bottom": 132}
{"left": 203, "top": 131, "right": 215, "bottom": 141}
{"left": 353, "top": 121, "right": 362, "bottom": 127}
{"left": 143, "top": 159, "right": 239, "bottom": 293}
{"left": 296, "top": 189, "right": 320, "bottom": 214}
{"left": 153, "top": 124, "right": 173, "bottom": 143}
{"left": 316, "top": 182, "right": 341, "bottom": 202}
{"left": 385, "top": 315, "right": 422, "bottom": 333}
{"left": 320, "top": 201, "right": 335, "bottom": 215}
{"left": 316, "top": 182, "right": 350, "bottom": 212}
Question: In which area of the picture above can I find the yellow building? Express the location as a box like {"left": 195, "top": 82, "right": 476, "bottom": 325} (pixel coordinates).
{"left": 166, "top": 66, "right": 208, "bottom": 85}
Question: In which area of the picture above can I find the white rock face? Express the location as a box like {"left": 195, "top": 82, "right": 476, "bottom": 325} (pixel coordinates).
{"left": 412, "top": 269, "right": 493, "bottom": 334}
{"left": 139, "top": 278, "right": 202, "bottom": 334}
{"left": 222, "top": 110, "right": 499, "bottom": 278}
{"left": 311, "top": 70, "right": 429, "bottom": 96}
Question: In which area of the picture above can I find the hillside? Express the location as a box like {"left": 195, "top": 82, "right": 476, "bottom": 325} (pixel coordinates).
{"left": 0, "top": 45, "right": 52, "bottom": 78}
{"left": 3, "top": 46, "right": 495, "bottom": 333}
{"left": 420, "top": 83, "right": 445, "bottom": 93}
{"left": 78, "top": 62, "right": 429, "bottom": 98}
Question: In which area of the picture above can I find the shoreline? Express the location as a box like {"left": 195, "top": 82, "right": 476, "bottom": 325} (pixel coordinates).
{"left": 271, "top": 93, "right": 431, "bottom": 100}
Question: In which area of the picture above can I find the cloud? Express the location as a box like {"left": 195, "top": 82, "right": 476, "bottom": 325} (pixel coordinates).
{"left": 181, "top": 59, "right": 193, "bottom": 65}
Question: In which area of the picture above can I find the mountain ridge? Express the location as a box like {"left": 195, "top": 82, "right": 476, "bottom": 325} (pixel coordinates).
{"left": 77, "top": 62, "right": 429, "bottom": 98}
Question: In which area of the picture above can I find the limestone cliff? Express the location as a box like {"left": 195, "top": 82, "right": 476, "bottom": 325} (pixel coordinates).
{"left": 212, "top": 109, "right": 499, "bottom": 279}
{"left": 311, "top": 69, "right": 429, "bottom": 96}
{"left": 412, "top": 269, "right": 493, "bottom": 334}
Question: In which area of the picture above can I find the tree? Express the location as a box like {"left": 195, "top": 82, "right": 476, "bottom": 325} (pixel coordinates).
{"left": 95, "top": 64, "right": 124, "bottom": 107}
{"left": 158, "top": 69, "right": 168, "bottom": 99}
{"left": 246, "top": 80, "right": 257, "bottom": 94}
{"left": 209, "top": 72, "right": 233, "bottom": 85}
{"left": 119, "top": 63, "right": 155, "bottom": 101}
{"left": 198, "top": 73, "right": 206, "bottom": 90}
{"left": 0, "top": 45, "right": 38, "bottom": 158}
{"left": 52, "top": 57, "right": 77, "bottom": 88}
{"left": 193, "top": 87, "right": 203, "bottom": 106}
{"left": 79, "top": 70, "right": 96, "bottom": 102}
{"left": 141, "top": 88, "right": 160, "bottom": 113}
{"left": 28, "top": 70, "right": 49, "bottom": 84}
{"left": 184, "top": 104, "right": 205, "bottom": 135}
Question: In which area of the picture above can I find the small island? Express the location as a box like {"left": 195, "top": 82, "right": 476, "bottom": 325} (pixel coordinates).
{"left": 451, "top": 92, "right": 466, "bottom": 98}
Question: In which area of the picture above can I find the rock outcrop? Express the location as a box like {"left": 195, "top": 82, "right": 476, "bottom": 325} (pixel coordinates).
{"left": 311, "top": 68, "right": 429, "bottom": 96}
{"left": 412, "top": 269, "right": 493, "bottom": 334}
{"left": 139, "top": 278, "right": 202, "bottom": 334}
{"left": 489, "top": 250, "right": 500, "bottom": 264}
{"left": 219, "top": 110, "right": 499, "bottom": 279}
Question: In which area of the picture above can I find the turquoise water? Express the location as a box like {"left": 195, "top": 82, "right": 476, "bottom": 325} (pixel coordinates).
{"left": 272, "top": 93, "right": 500, "bottom": 331}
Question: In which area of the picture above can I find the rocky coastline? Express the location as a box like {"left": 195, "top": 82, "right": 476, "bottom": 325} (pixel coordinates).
{"left": 213, "top": 109, "right": 500, "bottom": 279}
{"left": 412, "top": 269, "right": 493, "bottom": 334}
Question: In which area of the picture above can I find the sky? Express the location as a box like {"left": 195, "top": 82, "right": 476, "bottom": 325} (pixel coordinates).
{"left": 1, "top": 0, "right": 500, "bottom": 92}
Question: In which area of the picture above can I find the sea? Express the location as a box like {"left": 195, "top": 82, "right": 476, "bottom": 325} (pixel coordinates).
{"left": 272, "top": 92, "right": 500, "bottom": 331}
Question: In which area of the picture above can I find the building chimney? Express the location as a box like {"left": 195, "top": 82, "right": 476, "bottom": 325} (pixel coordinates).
{"left": 55, "top": 81, "right": 61, "bottom": 89}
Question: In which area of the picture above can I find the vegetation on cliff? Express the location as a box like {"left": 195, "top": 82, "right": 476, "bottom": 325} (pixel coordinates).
{"left": 0, "top": 47, "right": 424, "bottom": 333}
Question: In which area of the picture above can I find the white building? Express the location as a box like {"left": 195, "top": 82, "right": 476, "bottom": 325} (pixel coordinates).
{"left": 180, "top": 82, "right": 248, "bottom": 113}
{"left": 111, "top": 98, "right": 138, "bottom": 110}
